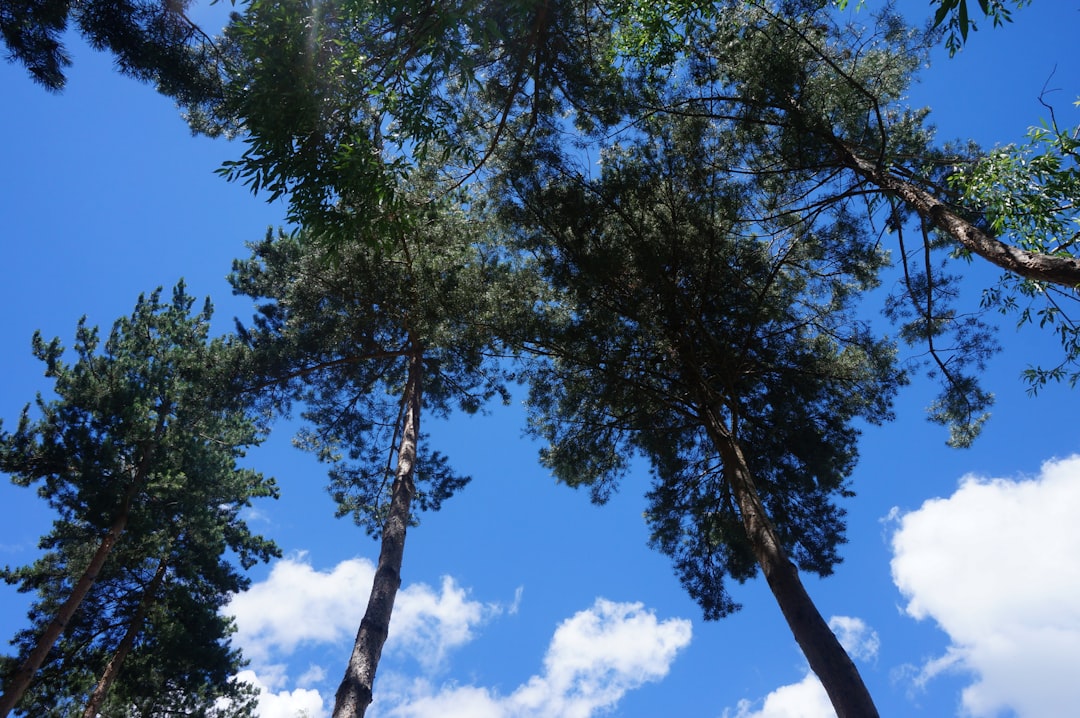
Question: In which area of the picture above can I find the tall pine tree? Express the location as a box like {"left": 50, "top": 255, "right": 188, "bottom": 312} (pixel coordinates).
{"left": 497, "top": 108, "right": 902, "bottom": 718}
{"left": 0, "top": 283, "right": 278, "bottom": 717}
{"left": 229, "top": 185, "right": 534, "bottom": 717}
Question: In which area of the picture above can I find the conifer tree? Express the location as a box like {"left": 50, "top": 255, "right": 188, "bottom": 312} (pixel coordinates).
{"left": 229, "top": 186, "right": 532, "bottom": 717}
{"left": 497, "top": 107, "right": 902, "bottom": 717}
{"left": 0, "top": 283, "right": 278, "bottom": 717}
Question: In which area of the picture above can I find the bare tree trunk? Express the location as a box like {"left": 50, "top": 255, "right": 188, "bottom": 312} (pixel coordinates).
{"left": 81, "top": 556, "right": 169, "bottom": 718}
{"left": 0, "top": 482, "right": 140, "bottom": 718}
{"left": 703, "top": 408, "right": 879, "bottom": 718}
{"left": 332, "top": 349, "right": 423, "bottom": 718}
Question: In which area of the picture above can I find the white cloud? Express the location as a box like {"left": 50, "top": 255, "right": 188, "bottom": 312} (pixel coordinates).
{"left": 890, "top": 454, "right": 1080, "bottom": 717}
{"left": 377, "top": 598, "right": 692, "bottom": 718}
{"left": 725, "top": 673, "right": 834, "bottom": 718}
{"left": 236, "top": 669, "right": 327, "bottom": 718}
{"left": 391, "top": 575, "right": 502, "bottom": 672}
{"left": 225, "top": 553, "right": 372, "bottom": 665}
{"left": 226, "top": 559, "right": 690, "bottom": 718}
{"left": 225, "top": 554, "right": 503, "bottom": 672}
{"left": 721, "top": 615, "right": 877, "bottom": 718}
{"left": 828, "top": 616, "right": 879, "bottom": 663}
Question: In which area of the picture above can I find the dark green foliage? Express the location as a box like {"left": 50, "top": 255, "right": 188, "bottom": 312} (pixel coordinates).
{"left": 0, "top": 0, "right": 225, "bottom": 101}
{"left": 229, "top": 189, "right": 530, "bottom": 533}
{"left": 500, "top": 109, "right": 902, "bottom": 617}
{"left": 0, "top": 283, "right": 278, "bottom": 716}
{"left": 600, "top": 1, "right": 1012, "bottom": 443}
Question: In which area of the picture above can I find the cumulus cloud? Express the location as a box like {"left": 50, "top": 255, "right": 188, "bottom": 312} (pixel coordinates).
{"left": 722, "top": 615, "right": 878, "bottom": 718}
{"left": 225, "top": 554, "right": 372, "bottom": 666}
{"left": 226, "top": 558, "right": 689, "bottom": 718}
{"left": 890, "top": 454, "right": 1080, "bottom": 717}
{"left": 724, "top": 673, "right": 833, "bottom": 718}
{"left": 225, "top": 554, "right": 502, "bottom": 672}
{"left": 235, "top": 669, "right": 327, "bottom": 718}
{"left": 375, "top": 599, "right": 692, "bottom": 718}
{"left": 224, "top": 554, "right": 510, "bottom": 715}
{"left": 391, "top": 575, "right": 502, "bottom": 672}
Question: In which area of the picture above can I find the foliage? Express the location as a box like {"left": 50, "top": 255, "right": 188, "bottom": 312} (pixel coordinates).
{"left": 0, "top": 0, "right": 225, "bottom": 100}
{"left": 602, "top": 1, "right": 1000, "bottom": 442}
{"left": 833, "top": 0, "right": 1032, "bottom": 54}
{"left": 188, "top": 0, "right": 624, "bottom": 244}
{"left": 0, "top": 283, "right": 278, "bottom": 715}
{"left": 228, "top": 185, "right": 531, "bottom": 533}
{"left": 949, "top": 110, "right": 1080, "bottom": 390}
{"left": 927, "top": 0, "right": 1033, "bottom": 55}
{"left": 498, "top": 108, "right": 902, "bottom": 618}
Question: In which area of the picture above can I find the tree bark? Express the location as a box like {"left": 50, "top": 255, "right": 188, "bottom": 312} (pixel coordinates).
{"left": 839, "top": 144, "right": 1080, "bottom": 288}
{"left": 0, "top": 481, "right": 140, "bottom": 718}
{"left": 332, "top": 349, "right": 423, "bottom": 718}
{"left": 702, "top": 407, "right": 879, "bottom": 718}
{"left": 80, "top": 556, "right": 169, "bottom": 718}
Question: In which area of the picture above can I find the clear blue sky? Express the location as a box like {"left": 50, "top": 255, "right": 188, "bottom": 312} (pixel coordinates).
{"left": 2, "top": 2, "right": 1079, "bottom": 717}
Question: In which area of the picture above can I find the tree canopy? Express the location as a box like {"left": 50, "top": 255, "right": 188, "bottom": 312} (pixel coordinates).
{"left": 2, "top": 0, "right": 1077, "bottom": 716}
{"left": 0, "top": 284, "right": 277, "bottom": 717}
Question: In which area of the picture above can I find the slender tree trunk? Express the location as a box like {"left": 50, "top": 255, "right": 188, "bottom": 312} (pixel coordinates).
{"left": 333, "top": 349, "right": 423, "bottom": 718}
{"left": 838, "top": 143, "right": 1080, "bottom": 288}
{"left": 702, "top": 408, "right": 879, "bottom": 718}
{"left": 80, "top": 556, "right": 169, "bottom": 718}
{"left": 0, "top": 481, "right": 141, "bottom": 718}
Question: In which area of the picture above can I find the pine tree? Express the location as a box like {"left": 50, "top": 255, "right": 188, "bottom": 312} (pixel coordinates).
{"left": 0, "top": 283, "right": 278, "bottom": 717}
{"left": 229, "top": 186, "right": 534, "bottom": 717}
{"left": 497, "top": 108, "right": 902, "bottom": 717}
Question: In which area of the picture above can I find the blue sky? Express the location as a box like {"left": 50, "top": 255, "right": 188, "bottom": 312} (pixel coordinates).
{"left": 2, "top": 2, "right": 1079, "bottom": 717}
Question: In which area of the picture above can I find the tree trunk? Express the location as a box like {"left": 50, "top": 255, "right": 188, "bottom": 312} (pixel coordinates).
{"left": 702, "top": 408, "right": 879, "bottom": 718}
{"left": 839, "top": 143, "right": 1080, "bottom": 288}
{"left": 0, "top": 480, "right": 146, "bottom": 718}
{"left": 332, "top": 349, "right": 423, "bottom": 718}
{"left": 81, "top": 556, "right": 169, "bottom": 718}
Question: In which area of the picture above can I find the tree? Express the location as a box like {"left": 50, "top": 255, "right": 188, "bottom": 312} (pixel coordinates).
{"left": 496, "top": 103, "right": 901, "bottom": 717}
{"left": 4, "top": 539, "right": 262, "bottom": 718}
{"left": 185, "top": 0, "right": 623, "bottom": 239}
{"left": 202, "top": 0, "right": 1076, "bottom": 408}
{"left": 0, "top": 283, "right": 278, "bottom": 717}
{"left": 228, "top": 186, "right": 533, "bottom": 717}
{"left": 559, "top": 0, "right": 1030, "bottom": 443}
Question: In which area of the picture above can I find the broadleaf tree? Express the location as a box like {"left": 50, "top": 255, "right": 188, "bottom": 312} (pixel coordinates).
{"left": 185, "top": 0, "right": 624, "bottom": 242}
{"left": 0, "top": 283, "right": 278, "bottom": 717}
